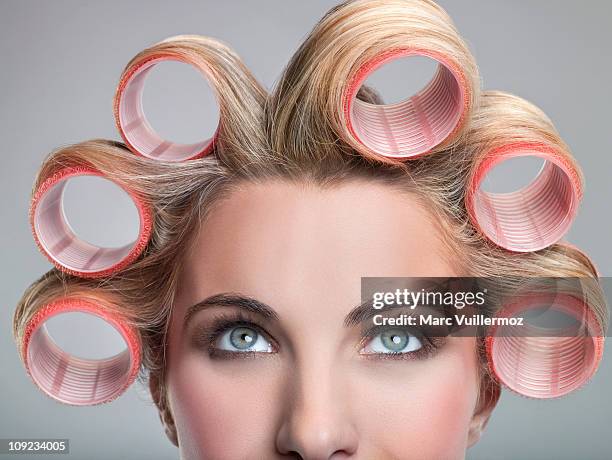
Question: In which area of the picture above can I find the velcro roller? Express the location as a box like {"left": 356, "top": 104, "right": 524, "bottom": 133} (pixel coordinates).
{"left": 21, "top": 297, "right": 141, "bottom": 406}
{"left": 485, "top": 288, "right": 605, "bottom": 399}
{"left": 344, "top": 48, "right": 470, "bottom": 160}
{"left": 465, "top": 91, "right": 583, "bottom": 252}
{"left": 335, "top": 0, "right": 478, "bottom": 161}
{"left": 114, "top": 56, "right": 216, "bottom": 161}
{"left": 114, "top": 35, "right": 264, "bottom": 162}
{"left": 266, "top": 0, "right": 479, "bottom": 164}
{"left": 29, "top": 165, "right": 152, "bottom": 278}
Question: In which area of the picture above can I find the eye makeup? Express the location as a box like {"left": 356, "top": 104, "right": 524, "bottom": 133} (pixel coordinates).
{"left": 190, "top": 310, "right": 278, "bottom": 360}
{"left": 357, "top": 323, "right": 447, "bottom": 362}
{"left": 188, "top": 307, "right": 448, "bottom": 362}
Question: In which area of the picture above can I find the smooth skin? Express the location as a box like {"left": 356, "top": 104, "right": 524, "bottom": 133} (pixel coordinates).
{"left": 151, "top": 179, "right": 499, "bottom": 460}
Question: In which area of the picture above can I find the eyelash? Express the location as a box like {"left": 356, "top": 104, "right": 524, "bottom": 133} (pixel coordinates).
{"left": 357, "top": 324, "right": 445, "bottom": 361}
{"left": 193, "top": 311, "right": 277, "bottom": 360}
{"left": 193, "top": 311, "right": 446, "bottom": 361}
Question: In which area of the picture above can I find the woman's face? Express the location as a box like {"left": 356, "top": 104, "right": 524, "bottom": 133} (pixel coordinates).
{"left": 162, "top": 180, "right": 495, "bottom": 460}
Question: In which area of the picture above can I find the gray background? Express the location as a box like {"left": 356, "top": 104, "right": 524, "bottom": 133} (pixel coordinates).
{"left": 1, "top": 1, "right": 611, "bottom": 459}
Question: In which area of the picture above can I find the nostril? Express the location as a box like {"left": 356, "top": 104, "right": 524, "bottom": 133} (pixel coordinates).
{"left": 283, "top": 449, "right": 353, "bottom": 460}
{"left": 279, "top": 435, "right": 358, "bottom": 460}
{"left": 329, "top": 449, "right": 354, "bottom": 460}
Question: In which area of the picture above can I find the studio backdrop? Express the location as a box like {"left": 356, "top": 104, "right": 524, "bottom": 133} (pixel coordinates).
{"left": 1, "top": 1, "right": 611, "bottom": 459}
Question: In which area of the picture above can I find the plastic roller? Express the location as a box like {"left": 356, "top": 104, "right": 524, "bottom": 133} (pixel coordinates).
{"left": 344, "top": 48, "right": 470, "bottom": 159}
{"left": 467, "top": 142, "right": 582, "bottom": 252}
{"left": 485, "top": 291, "right": 604, "bottom": 399}
{"left": 114, "top": 54, "right": 218, "bottom": 161}
{"left": 334, "top": 0, "right": 479, "bottom": 161}
{"left": 29, "top": 165, "right": 152, "bottom": 278}
{"left": 465, "top": 92, "right": 583, "bottom": 252}
{"left": 268, "top": 0, "right": 479, "bottom": 163}
{"left": 115, "top": 35, "right": 261, "bottom": 162}
{"left": 21, "top": 297, "right": 141, "bottom": 406}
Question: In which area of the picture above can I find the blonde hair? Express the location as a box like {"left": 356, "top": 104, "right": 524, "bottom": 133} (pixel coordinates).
{"left": 13, "top": 0, "right": 607, "bottom": 417}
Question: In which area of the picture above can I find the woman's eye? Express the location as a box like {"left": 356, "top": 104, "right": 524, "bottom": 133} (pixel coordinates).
{"left": 361, "top": 328, "right": 422, "bottom": 354}
{"left": 216, "top": 326, "right": 273, "bottom": 352}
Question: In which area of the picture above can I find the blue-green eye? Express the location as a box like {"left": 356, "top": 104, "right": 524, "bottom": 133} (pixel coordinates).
{"left": 361, "top": 328, "right": 422, "bottom": 354}
{"left": 216, "top": 326, "right": 273, "bottom": 352}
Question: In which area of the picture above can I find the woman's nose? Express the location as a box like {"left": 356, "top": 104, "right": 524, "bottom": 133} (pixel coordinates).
{"left": 275, "top": 360, "right": 359, "bottom": 459}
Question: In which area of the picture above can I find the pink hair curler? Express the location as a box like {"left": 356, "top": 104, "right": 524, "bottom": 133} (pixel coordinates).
{"left": 29, "top": 165, "right": 153, "bottom": 278}
{"left": 466, "top": 142, "right": 583, "bottom": 252}
{"left": 343, "top": 48, "right": 469, "bottom": 160}
{"left": 21, "top": 297, "right": 141, "bottom": 406}
{"left": 114, "top": 54, "right": 219, "bottom": 162}
{"left": 485, "top": 292, "right": 604, "bottom": 399}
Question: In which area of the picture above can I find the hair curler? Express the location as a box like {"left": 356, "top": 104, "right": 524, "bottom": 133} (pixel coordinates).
{"left": 30, "top": 165, "right": 152, "bottom": 278}
{"left": 114, "top": 35, "right": 255, "bottom": 162}
{"left": 267, "top": 0, "right": 479, "bottom": 165}
{"left": 337, "top": 0, "right": 479, "bottom": 161}
{"left": 21, "top": 297, "right": 141, "bottom": 406}
{"left": 465, "top": 91, "right": 583, "bottom": 252}
{"left": 485, "top": 289, "right": 605, "bottom": 399}
{"left": 344, "top": 48, "right": 472, "bottom": 160}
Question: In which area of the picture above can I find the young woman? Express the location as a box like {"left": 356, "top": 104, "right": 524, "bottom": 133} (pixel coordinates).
{"left": 13, "top": 1, "right": 607, "bottom": 458}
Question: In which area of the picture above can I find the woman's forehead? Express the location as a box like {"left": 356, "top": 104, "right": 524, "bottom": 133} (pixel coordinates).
{"left": 175, "top": 179, "right": 457, "bottom": 320}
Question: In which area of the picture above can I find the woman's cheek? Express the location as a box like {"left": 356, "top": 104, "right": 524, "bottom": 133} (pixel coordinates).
{"left": 352, "top": 347, "right": 479, "bottom": 459}
{"left": 165, "top": 338, "right": 480, "bottom": 459}
{"left": 166, "top": 351, "right": 282, "bottom": 460}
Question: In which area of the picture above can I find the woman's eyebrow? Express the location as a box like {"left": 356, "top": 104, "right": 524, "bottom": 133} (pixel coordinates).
{"left": 183, "top": 294, "right": 405, "bottom": 328}
{"left": 183, "top": 293, "right": 280, "bottom": 325}
{"left": 344, "top": 298, "right": 401, "bottom": 327}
